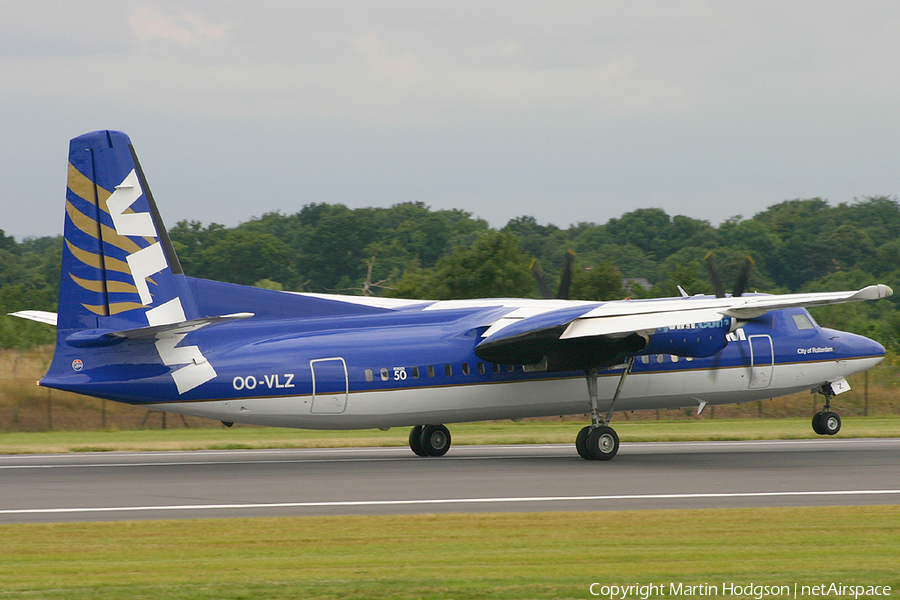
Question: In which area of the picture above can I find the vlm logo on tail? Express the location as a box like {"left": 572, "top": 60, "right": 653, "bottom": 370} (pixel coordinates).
{"left": 56, "top": 130, "right": 215, "bottom": 394}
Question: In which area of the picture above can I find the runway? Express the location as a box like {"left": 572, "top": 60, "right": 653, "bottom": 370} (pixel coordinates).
{"left": 1, "top": 438, "right": 899, "bottom": 523}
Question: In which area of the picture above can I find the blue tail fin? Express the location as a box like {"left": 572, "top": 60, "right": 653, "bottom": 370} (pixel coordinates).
{"left": 41, "top": 131, "right": 224, "bottom": 398}
{"left": 59, "top": 130, "right": 199, "bottom": 333}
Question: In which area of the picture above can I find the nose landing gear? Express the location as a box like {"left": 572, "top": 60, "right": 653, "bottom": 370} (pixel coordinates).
{"left": 812, "top": 383, "right": 842, "bottom": 435}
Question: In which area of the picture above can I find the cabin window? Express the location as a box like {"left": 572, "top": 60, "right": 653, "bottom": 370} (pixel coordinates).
{"left": 492, "top": 363, "right": 501, "bottom": 374}
{"left": 411, "top": 366, "right": 420, "bottom": 379}
{"left": 792, "top": 314, "right": 815, "bottom": 330}
{"left": 462, "top": 363, "right": 470, "bottom": 375}
{"left": 656, "top": 354, "right": 665, "bottom": 363}
{"left": 380, "top": 367, "right": 390, "bottom": 381}
{"left": 641, "top": 355, "right": 650, "bottom": 364}
{"left": 477, "top": 362, "right": 486, "bottom": 375}
{"left": 507, "top": 365, "right": 515, "bottom": 372}
{"left": 365, "top": 369, "right": 374, "bottom": 382}
{"left": 444, "top": 364, "right": 453, "bottom": 376}
{"left": 427, "top": 365, "right": 435, "bottom": 378}
{"left": 671, "top": 355, "right": 679, "bottom": 362}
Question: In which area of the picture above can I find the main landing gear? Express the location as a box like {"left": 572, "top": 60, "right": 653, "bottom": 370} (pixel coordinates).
{"left": 576, "top": 357, "right": 634, "bottom": 461}
{"left": 812, "top": 384, "right": 841, "bottom": 436}
{"left": 409, "top": 424, "right": 452, "bottom": 457}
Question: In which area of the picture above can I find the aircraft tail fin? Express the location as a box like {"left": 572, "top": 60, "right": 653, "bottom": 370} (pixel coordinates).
{"left": 59, "top": 130, "right": 199, "bottom": 334}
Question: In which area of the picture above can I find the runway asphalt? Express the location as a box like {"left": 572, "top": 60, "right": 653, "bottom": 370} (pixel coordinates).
{"left": 1, "top": 438, "right": 899, "bottom": 523}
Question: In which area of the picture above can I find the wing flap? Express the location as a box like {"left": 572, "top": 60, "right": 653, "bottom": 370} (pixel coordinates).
{"left": 560, "top": 308, "right": 729, "bottom": 339}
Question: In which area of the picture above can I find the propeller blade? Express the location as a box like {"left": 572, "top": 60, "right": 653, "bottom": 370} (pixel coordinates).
{"left": 530, "top": 258, "right": 554, "bottom": 299}
{"left": 704, "top": 252, "right": 726, "bottom": 298}
{"left": 556, "top": 250, "right": 575, "bottom": 300}
{"left": 732, "top": 256, "right": 755, "bottom": 297}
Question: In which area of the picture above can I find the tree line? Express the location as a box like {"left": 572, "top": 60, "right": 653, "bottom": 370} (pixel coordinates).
{"left": 2, "top": 196, "right": 899, "bottom": 352}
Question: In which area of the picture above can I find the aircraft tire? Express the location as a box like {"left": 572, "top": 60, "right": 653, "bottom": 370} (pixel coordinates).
{"left": 584, "top": 426, "right": 619, "bottom": 461}
{"left": 575, "top": 426, "right": 592, "bottom": 459}
{"left": 419, "top": 424, "right": 451, "bottom": 457}
{"left": 820, "top": 411, "right": 841, "bottom": 435}
{"left": 811, "top": 412, "right": 825, "bottom": 435}
{"left": 409, "top": 425, "right": 429, "bottom": 457}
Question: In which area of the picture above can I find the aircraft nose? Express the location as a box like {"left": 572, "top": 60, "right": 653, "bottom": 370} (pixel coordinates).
{"left": 864, "top": 335, "right": 886, "bottom": 359}
{"left": 831, "top": 330, "right": 885, "bottom": 361}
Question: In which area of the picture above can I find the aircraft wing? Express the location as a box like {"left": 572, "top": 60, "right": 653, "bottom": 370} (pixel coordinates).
{"left": 474, "top": 285, "right": 892, "bottom": 369}
{"left": 558, "top": 284, "right": 894, "bottom": 339}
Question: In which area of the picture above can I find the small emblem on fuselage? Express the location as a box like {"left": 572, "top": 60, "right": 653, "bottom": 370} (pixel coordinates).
{"left": 72, "top": 359, "right": 83, "bottom": 372}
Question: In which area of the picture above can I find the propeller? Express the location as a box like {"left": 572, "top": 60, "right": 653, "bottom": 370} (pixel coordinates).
{"left": 702, "top": 251, "right": 755, "bottom": 382}
{"left": 531, "top": 250, "right": 576, "bottom": 300}
{"left": 703, "top": 252, "right": 726, "bottom": 298}
{"left": 704, "top": 252, "right": 754, "bottom": 297}
{"left": 731, "top": 256, "right": 755, "bottom": 297}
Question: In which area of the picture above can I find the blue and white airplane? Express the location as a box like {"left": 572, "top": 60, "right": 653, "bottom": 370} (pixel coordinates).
{"left": 11, "top": 130, "right": 894, "bottom": 460}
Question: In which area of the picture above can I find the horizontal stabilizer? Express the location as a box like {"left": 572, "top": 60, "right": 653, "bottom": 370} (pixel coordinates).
{"left": 112, "top": 312, "right": 254, "bottom": 339}
{"left": 65, "top": 312, "right": 254, "bottom": 347}
{"left": 8, "top": 311, "right": 58, "bottom": 326}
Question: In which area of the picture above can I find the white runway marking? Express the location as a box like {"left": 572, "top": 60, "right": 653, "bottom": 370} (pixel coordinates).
{"left": 3, "top": 489, "right": 899, "bottom": 516}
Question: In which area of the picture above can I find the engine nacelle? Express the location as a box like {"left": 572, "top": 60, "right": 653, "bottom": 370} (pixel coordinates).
{"left": 640, "top": 317, "right": 735, "bottom": 358}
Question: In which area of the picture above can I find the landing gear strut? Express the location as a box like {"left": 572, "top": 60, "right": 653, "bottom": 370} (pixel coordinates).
{"left": 409, "top": 424, "right": 452, "bottom": 457}
{"left": 812, "top": 384, "right": 841, "bottom": 436}
{"left": 576, "top": 357, "right": 634, "bottom": 461}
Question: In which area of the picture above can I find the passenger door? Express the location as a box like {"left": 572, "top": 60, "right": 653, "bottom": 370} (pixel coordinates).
{"left": 310, "top": 357, "right": 348, "bottom": 414}
{"left": 748, "top": 335, "right": 774, "bottom": 389}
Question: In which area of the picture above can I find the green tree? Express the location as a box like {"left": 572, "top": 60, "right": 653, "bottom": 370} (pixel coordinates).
{"left": 388, "top": 231, "right": 533, "bottom": 300}
{"left": 605, "top": 208, "right": 672, "bottom": 259}
{"left": 197, "top": 230, "right": 294, "bottom": 287}
{"left": 169, "top": 220, "right": 229, "bottom": 277}
{"left": 569, "top": 262, "right": 624, "bottom": 301}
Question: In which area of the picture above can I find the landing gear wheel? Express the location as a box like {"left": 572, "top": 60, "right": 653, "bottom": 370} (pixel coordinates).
{"left": 820, "top": 411, "right": 841, "bottom": 435}
{"left": 419, "top": 424, "right": 451, "bottom": 457}
{"left": 812, "top": 411, "right": 841, "bottom": 435}
{"left": 575, "top": 426, "right": 592, "bottom": 460}
{"left": 409, "top": 425, "right": 428, "bottom": 457}
{"left": 811, "top": 412, "right": 825, "bottom": 435}
{"left": 583, "top": 426, "right": 619, "bottom": 461}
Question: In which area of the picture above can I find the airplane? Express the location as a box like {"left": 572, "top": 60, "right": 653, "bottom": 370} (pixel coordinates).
{"left": 10, "top": 130, "right": 894, "bottom": 461}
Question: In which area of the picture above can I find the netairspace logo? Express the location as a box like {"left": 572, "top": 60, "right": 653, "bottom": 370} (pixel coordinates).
{"left": 588, "top": 582, "right": 892, "bottom": 599}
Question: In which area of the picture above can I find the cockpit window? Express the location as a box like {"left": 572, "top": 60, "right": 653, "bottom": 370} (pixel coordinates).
{"left": 792, "top": 313, "right": 815, "bottom": 330}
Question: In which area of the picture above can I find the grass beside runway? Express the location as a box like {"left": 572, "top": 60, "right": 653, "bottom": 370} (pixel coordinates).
{"left": 0, "top": 506, "right": 897, "bottom": 599}
{"left": 0, "top": 415, "right": 898, "bottom": 454}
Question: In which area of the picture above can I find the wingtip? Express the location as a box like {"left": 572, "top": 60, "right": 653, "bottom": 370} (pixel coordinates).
{"left": 855, "top": 284, "right": 893, "bottom": 300}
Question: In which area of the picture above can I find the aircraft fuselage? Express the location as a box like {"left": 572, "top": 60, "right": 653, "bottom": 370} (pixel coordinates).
{"left": 45, "top": 303, "right": 884, "bottom": 430}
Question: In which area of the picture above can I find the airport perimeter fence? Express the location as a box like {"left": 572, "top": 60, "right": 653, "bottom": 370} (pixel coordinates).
{"left": 2, "top": 347, "right": 900, "bottom": 432}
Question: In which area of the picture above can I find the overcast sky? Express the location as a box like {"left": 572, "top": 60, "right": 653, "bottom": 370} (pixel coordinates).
{"left": 2, "top": 1, "right": 899, "bottom": 240}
